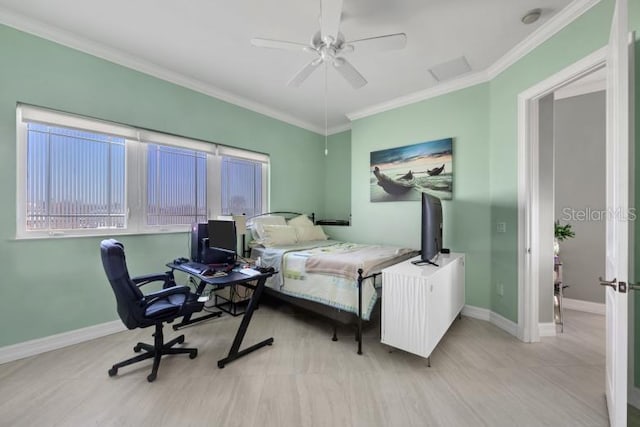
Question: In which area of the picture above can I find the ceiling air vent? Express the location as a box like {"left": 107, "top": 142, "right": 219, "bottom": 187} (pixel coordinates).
{"left": 428, "top": 56, "right": 472, "bottom": 82}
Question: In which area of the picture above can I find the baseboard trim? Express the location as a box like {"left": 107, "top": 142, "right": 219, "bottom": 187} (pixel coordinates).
{"left": 461, "top": 305, "right": 491, "bottom": 321}
{"left": 489, "top": 310, "right": 519, "bottom": 337}
{"left": 563, "top": 298, "right": 605, "bottom": 315}
{"left": 0, "top": 320, "right": 125, "bottom": 365}
{"left": 463, "top": 305, "right": 519, "bottom": 337}
{"left": 538, "top": 322, "right": 557, "bottom": 337}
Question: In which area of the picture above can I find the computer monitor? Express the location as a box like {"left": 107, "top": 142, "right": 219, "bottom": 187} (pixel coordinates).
{"left": 207, "top": 220, "right": 237, "bottom": 251}
{"left": 204, "top": 220, "right": 237, "bottom": 265}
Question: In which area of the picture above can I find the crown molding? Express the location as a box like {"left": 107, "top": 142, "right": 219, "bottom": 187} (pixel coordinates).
{"left": 0, "top": 0, "right": 601, "bottom": 134}
{"left": 327, "top": 122, "right": 352, "bottom": 135}
{"left": 486, "top": 0, "right": 602, "bottom": 79}
{"left": 0, "top": 7, "right": 326, "bottom": 136}
{"left": 347, "top": 71, "right": 490, "bottom": 121}
{"left": 346, "top": 0, "right": 601, "bottom": 123}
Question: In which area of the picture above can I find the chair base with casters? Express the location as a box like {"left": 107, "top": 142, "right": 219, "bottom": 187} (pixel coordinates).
{"left": 108, "top": 322, "right": 197, "bottom": 382}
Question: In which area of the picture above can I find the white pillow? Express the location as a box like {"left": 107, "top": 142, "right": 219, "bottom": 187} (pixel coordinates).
{"left": 261, "top": 224, "right": 298, "bottom": 247}
{"left": 248, "top": 215, "right": 287, "bottom": 240}
{"left": 295, "top": 225, "right": 328, "bottom": 242}
{"left": 288, "top": 214, "right": 314, "bottom": 228}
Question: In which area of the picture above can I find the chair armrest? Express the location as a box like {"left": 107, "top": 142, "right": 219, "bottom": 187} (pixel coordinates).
{"left": 132, "top": 273, "right": 172, "bottom": 288}
{"left": 141, "top": 285, "right": 190, "bottom": 308}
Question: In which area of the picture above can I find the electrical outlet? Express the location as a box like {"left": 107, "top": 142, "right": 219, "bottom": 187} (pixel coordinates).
{"left": 497, "top": 222, "right": 506, "bottom": 233}
{"left": 496, "top": 282, "right": 504, "bottom": 297}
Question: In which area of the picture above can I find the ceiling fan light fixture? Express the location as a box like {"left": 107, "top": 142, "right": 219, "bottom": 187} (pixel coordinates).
{"left": 252, "top": 0, "right": 406, "bottom": 90}
{"left": 521, "top": 8, "right": 542, "bottom": 25}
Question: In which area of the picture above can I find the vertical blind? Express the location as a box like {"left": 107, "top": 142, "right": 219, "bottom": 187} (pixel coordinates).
{"left": 26, "top": 123, "right": 126, "bottom": 231}
{"left": 19, "top": 104, "right": 269, "bottom": 237}
{"left": 147, "top": 144, "right": 207, "bottom": 226}
{"left": 221, "top": 156, "right": 263, "bottom": 218}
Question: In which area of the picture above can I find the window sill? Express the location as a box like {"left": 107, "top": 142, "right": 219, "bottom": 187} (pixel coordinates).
{"left": 14, "top": 228, "right": 189, "bottom": 241}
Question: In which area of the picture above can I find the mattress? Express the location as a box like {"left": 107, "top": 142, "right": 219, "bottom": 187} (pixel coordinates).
{"left": 251, "top": 240, "right": 416, "bottom": 320}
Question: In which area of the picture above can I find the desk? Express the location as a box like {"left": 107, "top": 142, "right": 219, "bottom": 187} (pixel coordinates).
{"left": 167, "top": 263, "right": 275, "bottom": 368}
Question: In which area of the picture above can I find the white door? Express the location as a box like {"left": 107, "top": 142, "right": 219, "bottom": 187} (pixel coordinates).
{"left": 603, "top": 0, "right": 630, "bottom": 425}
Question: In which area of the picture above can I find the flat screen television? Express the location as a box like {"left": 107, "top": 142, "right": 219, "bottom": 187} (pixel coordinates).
{"left": 412, "top": 192, "right": 443, "bottom": 267}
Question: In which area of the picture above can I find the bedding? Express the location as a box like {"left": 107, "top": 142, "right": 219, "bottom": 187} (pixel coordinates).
{"left": 260, "top": 224, "right": 298, "bottom": 246}
{"left": 294, "top": 224, "right": 328, "bottom": 242}
{"left": 252, "top": 240, "right": 416, "bottom": 320}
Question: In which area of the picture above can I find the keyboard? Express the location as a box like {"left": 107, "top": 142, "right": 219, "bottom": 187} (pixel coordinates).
{"left": 180, "top": 262, "right": 209, "bottom": 275}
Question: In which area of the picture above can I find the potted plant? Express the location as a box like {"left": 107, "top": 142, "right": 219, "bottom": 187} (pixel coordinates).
{"left": 554, "top": 221, "right": 575, "bottom": 257}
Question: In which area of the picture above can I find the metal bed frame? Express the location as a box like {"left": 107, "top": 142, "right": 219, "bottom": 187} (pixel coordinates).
{"left": 247, "top": 211, "right": 380, "bottom": 355}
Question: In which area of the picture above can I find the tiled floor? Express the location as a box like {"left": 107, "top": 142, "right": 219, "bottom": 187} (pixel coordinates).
{"left": 0, "top": 305, "right": 607, "bottom": 426}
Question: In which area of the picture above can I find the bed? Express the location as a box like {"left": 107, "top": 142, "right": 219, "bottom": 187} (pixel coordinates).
{"left": 246, "top": 212, "right": 417, "bottom": 354}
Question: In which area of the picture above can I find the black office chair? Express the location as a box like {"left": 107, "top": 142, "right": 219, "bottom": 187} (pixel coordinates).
{"left": 100, "top": 239, "right": 204, "bottom": 382}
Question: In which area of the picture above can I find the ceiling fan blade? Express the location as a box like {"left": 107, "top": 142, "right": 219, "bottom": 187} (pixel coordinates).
{"left": 320, "top": 0, "right": 343, "bottom": 44}
{"left": 345, "top": 33, "right": 407, "bottom": 53}
{"left": 288, "top": 58, "right": 323, "bottom": 87}
{"left": 332, "top": 57, "right": 367, "bottom": 89}
{"left": 251, "top": 38, "right": 309, "bottom": 51}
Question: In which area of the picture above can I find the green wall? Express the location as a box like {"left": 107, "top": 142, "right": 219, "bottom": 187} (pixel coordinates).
{"left": 333, "top": 0, "right": 629, "bottom": 320}
{"left": 332, "top": 0, "right": 640, "bottom": 384}
{"left": 489, "top": 0, "right": 615, "bottom": 321}
{"left": 0, "top": 25, "right": 326, "bottom": 347}
{"left": 323, "top": 130, "right": 351, "bottom": 222}
{"left": 333, "top": 84, "right": 492, "bottom": 309}
{"left": 2, "top": 0, "right": 639, "bottom": 360}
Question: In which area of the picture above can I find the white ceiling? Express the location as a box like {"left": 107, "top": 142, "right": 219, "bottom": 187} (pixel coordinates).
{"left": 0, "top": 0, "right": 578, "bottom": 134}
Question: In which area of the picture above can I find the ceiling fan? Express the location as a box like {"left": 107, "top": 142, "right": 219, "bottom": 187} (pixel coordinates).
{"left": 250, "top": 0, "right": 407, "bottom": 89}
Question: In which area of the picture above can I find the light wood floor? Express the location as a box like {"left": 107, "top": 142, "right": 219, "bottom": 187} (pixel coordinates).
{"left": 0, "top": 305, "right": 607, "bottom": 427}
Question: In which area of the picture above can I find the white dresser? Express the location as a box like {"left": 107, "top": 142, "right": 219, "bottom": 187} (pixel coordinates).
{"left": 381, "top": 253, "right": 465, "bottom": 360}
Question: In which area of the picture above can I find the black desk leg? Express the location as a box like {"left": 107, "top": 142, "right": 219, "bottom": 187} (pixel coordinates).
{"left": 217, "top": 276, "right": 274, "bottom": 368}
{"left": 173, "top": 278, "right": 222, "bottom": 330}
{"left": 173, "top": 310, "right": 222, "bottom": 330}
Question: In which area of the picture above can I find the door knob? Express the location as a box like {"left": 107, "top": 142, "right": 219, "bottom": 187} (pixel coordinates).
{"left": 599, "top": 277, "right": 617, "bottom": 290}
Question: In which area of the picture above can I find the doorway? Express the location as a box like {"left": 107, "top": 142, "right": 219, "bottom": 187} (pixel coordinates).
{"left": 516, "top": 48, "right": 608, "bottom": 344}
{"left": 517, "top": 38, "right": 636, "bottom": 421}
{"left": 538, "top": 70, "right": 607, "bottom": 336}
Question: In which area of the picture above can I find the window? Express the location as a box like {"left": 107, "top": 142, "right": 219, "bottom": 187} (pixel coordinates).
{"left": 146, "top": 144, "right": 207, "bottom": 226}
{"left": 221, "top": 156, "right": 264, "bottom": 218}
{"left": 25, "top": 123, "right": 126, "bottom": 231}
{"left": 17, "top": 105, "right": 269, "bottom": 238}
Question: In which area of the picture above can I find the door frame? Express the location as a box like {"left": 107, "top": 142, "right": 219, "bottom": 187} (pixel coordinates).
{"left": 517, "top": 47, "right": 607, "bottom": 343}
{"left": 628, "top": 30, "right": 638, "bottom": 409}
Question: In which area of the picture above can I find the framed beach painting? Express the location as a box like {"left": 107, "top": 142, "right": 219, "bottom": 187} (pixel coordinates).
{"left": 370, "top": 137, "right": 453, "bottom": 202}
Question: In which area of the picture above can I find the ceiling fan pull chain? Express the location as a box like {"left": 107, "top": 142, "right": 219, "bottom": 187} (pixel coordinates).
{"left": 324, "top": 61, "right": 329, "bottom": 156}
